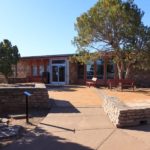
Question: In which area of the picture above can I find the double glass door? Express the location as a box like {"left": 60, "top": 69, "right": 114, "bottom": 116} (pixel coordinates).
{"left": 52, "top": 65, "right": 65, "bottom": 84}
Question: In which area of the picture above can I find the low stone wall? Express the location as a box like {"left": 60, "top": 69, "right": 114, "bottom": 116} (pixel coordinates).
{"left": 0, "top": 84, "right": 50, "bottom": 113}
{"left": 8, "top": 78, "right": 27, "bottom": 84}
{"left": 103, "top": 95, "right": 150, "bottom": 127}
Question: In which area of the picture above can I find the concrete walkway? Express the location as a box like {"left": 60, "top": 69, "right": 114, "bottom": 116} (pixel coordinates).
{"left": 48, "top": 85, "right": 103, "bottom": 107}
{"left": 2, "top": 86, "right": 150, "bottom": 150}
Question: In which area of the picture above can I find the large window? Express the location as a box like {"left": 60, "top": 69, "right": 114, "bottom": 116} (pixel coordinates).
{"left": 39, "top": 65, "right": 44, "bottom": 76}
{"left": 107, "top": 60, "right": 115, "bottom": 79}
{"left": 86, "top": 61, "right": 94, "bottom": 79}
{"left": 47, "top": 64, "right": 50, "bottom": 72}
{"left": 32, "top": 65, "right": 37, "bottom": 76}
{"left": 77, "top": 63, "right": 84, "bottom": 79}
{"left": 96, "top": 59, "right": 104, "bottom": 79}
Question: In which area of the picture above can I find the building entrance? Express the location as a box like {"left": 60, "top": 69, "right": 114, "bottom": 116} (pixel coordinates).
{"left": 51, "top": 60, "right": 66, "bottom": 85}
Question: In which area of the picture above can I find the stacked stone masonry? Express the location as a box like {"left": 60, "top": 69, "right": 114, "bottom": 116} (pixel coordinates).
{"left": 0, "top": 84, "right": 50, "bottom": 113}
{"left": 103, "top": 95, "right": 150, "bottom": 127}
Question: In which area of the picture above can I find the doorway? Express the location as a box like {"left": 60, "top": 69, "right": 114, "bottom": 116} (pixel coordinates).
{"left": 51, "top": 61, "right": 66, "bottom": 85}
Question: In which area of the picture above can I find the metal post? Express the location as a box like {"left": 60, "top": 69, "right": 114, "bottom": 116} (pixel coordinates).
{"left": 25, "top": 95, "right": 29, "bottom": 123}
{"left": 24, "top": 91, "right": 32, "bottom": 124}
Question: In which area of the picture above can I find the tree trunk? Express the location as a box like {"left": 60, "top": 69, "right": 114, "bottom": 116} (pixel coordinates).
{"left": 117, "top": 64, "right": 122, "bottom": 79}
{"left": 125, "top": 65, "right": 131, "bottom": 79}
{"left": 117, "top": 62, "right": 124, "bottom": 80}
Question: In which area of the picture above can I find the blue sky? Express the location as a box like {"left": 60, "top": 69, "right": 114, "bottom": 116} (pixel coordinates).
{"left": 0, "top": 0, "right": 149, "bottom": 57}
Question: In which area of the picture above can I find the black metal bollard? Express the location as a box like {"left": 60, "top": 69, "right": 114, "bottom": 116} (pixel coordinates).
{"left": 24, "top": 91, "right": 32, "bottom": 123}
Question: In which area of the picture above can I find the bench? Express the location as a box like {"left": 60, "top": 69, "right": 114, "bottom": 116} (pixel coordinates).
{"left": 107, "top": 79, "right": 135, "bottom": 91}
{"left": 119, "top": 79, "right": 134, "bottom": 91}
{"left": 86, "top": 77, "right": 97, "bottom": 88}
{"left": 107, "top": 79, "right": 119, "bottom": 89}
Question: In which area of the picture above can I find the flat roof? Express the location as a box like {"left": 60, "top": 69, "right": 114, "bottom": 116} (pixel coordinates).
{"left": 21, "top": 53, "right": 74, "bottom": 59}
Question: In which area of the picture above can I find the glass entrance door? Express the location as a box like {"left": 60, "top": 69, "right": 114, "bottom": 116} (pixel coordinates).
{"left": 59, "top": 66, "right": 65, "bottom": 82}
{"left": 52, "top": 65, "right": 65, "bottom": 84}
{"left": 52, "top": 66, "right": 59, "bottom": 82}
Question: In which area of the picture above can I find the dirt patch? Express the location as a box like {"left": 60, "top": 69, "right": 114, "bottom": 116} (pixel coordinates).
{"left": 102, "top": 88, "right": 150, "bottom": 105}
{"left": 48, "top": 85, "right": 102, "bottom": 107}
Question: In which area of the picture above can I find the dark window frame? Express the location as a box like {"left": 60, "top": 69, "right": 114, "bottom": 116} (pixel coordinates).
{"left": 77, "top": 63, "right": 84, "bottom": 79}
{"left": 32, "top": 65, "right": 38, "bottom": 76}
{"left": 107, "top": 60, "right": 115, "bottom": 79}
{"left": 86, "top": 61, "right": 94, "bottom": 80}
{"left": 96, "top": 59, "right": 104, "bottom": 79}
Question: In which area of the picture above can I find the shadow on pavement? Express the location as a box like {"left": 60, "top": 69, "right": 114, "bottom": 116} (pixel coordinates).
{"left": 47, "top": 85, "right": 86, "bottom": 92}
{"left": 1, "top": 126, "right": 93, "bottom": 150}
{"left": 50, "top": 99, "right": 80, "bottom": 113}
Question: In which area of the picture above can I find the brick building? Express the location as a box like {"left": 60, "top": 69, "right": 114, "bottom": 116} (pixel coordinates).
{"left": 14, "top": 54, "right": 150, "bottom": 87}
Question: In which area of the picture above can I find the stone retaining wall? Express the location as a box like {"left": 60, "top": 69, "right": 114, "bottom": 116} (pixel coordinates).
{"left": 8, "top": 78, "right": 27, "bottom": 84}
{"left": 0, "top": 84, "right": 50, "bottom": 113}
{"left": 103, "top": 95, "right": 150, "bottom": 127}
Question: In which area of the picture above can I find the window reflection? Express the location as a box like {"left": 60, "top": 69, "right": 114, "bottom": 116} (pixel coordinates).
{"left": 96, "top": 59, "right": 104, "bottom": 79}
{"left": 107, "top": 60, "right": 115, "bottom": 79}
{"left": 32, "top": 65, "right": 37, "bottom": 76}
{"left": 86, "top": 61, "right": 94, "bottom": 79}
{"left": 39, "top": 65, "right": 44, "bottom": 76}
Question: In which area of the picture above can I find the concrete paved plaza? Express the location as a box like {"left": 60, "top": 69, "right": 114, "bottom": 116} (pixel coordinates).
{"left": 2, "top": 86, "right": 150, "bottom": 150}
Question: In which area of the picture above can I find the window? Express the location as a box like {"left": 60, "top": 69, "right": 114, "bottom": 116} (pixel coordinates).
{"left": 86, "top": 61, "right": 94, "bottom": 79}
{"left": 107, "top": 60, "right": 115, "bottom": 79}
{"left": 47, "top": 64, "right": 50, "bottom": 72}
{"left": 26, "top": 65, "right": 31, "bottom": 76}
{"left": 96, "top": 59, "right": 104, "bottom": 79}
{"left": 77, "top": 63, "right": 84, "bottom": 79}
{"left": 39, "top": 65, "right": 44, "bottom": 76}
{"left": 32, "top": 65, "right": 37, "bottom": 76}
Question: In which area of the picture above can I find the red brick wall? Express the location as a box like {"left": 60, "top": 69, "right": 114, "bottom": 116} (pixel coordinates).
{"left": 69, "top": 62, "right": 78, "bottom": 84}
{"left": 17, "top": 60, "right": 30, "bottom": 78}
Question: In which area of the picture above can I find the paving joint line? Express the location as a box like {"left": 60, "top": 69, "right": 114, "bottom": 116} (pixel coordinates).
{"left": 95, "top": 129, "right": 116, "bottom": 150}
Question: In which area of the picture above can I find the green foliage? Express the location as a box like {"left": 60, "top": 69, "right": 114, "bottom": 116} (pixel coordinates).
{"left": 70, "top": 51, "right": 102, "bottom": 64}
{"left": 73, "top": 0, "right": 150, "bottom": 78}
{"left": 0, "top": 39, "right": 20, "bottom": 78}
{"left": 74, "top": 0, "right": 143, "bottom": 50}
